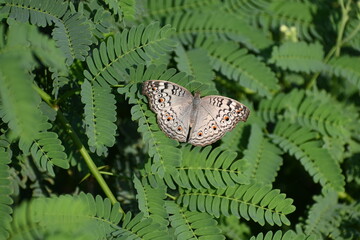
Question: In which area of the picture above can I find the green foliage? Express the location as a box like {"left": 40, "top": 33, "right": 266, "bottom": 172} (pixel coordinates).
{"left": 168, "top": 10, "right": 272, "bottom": 51}
{"left": 0, "top": 142, "right": 13, "bottom": 239}
{"left": 20, "top": 130, "right": 69, "bottom": 176}
{"left": 114, "top": 212, "right": 169, "bottom": 239}
{"left": 134, "top": 176, "right": 168, "bottom": 226}
{"left": 259, "top": 89, "right": 357, "bottom": 139}
{"left": 198, "top": 39, "right": 280, "bottom": 97}
{"left": 1, "top": 0, "right": 92, "bottom": 65}
{"left": 174, "top": 46, "right": 217, "bottom": 94}
{"left": 297, "top": 191, "right": 360, "bottom": 239}
{"left": 165, "top": 145, "right": 249, "bottom": 189}
{"left": 328, "top": 56, "right": 360, "bottom": 90}
{"left": 254, "top": 0, "right": 320, "bottom": 40}
{"left": 270, "top": 120, "right": 345, "bottom": 192}
{"left": 269, "top": 42, "right": 325, "bottom": 73}
{"left": 0, "top": 22, "right": 50, "bottom": 144}
{"left": 1, "top": 0, "right": 360, "bottom": 239}
{"left": 218, "top": 216, "right": 251, "bottom": 239}
{"left": 242, "top": 124, "right": 283, "bottom": 184}
{"left": 81, "top": 80, "right": 117, "bottom": 156}
{"left": 177, "top": 183, "right": 295, "bottom": 226}
{"left": 166, "top": 201, "right": 224, "bottom": 240}
{"left": 9, "top": 193, "right": 123, "bottom": 239}
{"left": 250, "top": 230, "right": 317, "bottom": 240}
{"left": 84, "top": 22, "right": 177, "bottom": 86}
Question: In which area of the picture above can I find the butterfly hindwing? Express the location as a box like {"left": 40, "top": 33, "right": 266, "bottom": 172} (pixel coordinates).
{"left": 142, "top": 80, "right": 193, "bottom": 142}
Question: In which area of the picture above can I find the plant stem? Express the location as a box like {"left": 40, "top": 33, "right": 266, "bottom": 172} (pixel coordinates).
{"left": 335, "top": 0, "right": 352, "bottom": 56}
{"left": 33, "top": 85, "right": 123, "bottom": 213}
{"left": 306, "top": 0, "right": 354, "bottom": 89}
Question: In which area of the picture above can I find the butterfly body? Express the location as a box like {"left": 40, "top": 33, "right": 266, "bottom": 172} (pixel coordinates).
{"left": 142, "top": 80, "right": 250, "bottom": 146}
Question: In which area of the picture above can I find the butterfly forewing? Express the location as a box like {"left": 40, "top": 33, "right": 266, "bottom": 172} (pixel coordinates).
{"left": 142, "top": 80, "right": 193, "bottom": 142}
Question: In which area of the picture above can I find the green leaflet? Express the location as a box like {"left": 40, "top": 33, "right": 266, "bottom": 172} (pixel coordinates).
{"left": 269, "top": 42, "right": 325, "bottom": 73}
{"left": 9, "top": 193, "right": 122, "bottom": 239}
{"left": 269, "top": 120, "right": 345, "bottom": 192}
{"left": 174, "top": 46, "right": 218, "bottom": 95}
{"left": 115, "top": 212, "right": 169, "bottom": 239}
{"left": 198, "top": 39, "right": 279, "bottom": 98}
{"left": 177, "top": 183, "right": 296, "bottom": 226}
{"left": 250, "top": 230, "right": 318, "bottom": 240}
{"left": 168, "top": 10, "right": 272, "bottom": 51}
{"left": 165, "top": 145, "right": 249, "bottom": 190}
{"left": 166, "top": 201, "right": 225, "bottom": 240}
{"left": 0, "top": 59, "right": 41, "bottom": 144}
{"left": 81, "top": 80, "right": 117, "bottom": 156}
{"left": 258, "top": 0, "right": 320, "bottom": 40}
{"left": 134, "top": 176, "right": 168, "bottom": 227}
{"left": 242, "top": 124, "right": 283, "bottom": 184}
{"left": 84, "top": 23, "right": 177, "bottom": 86}
{"left": 327, "top": 56, "right": 360, "bottom": 91}
{"left": 258, "top": 89, "right": 356, "bottom": 139}
{"left": 3, "top": 0, "right": 92, "bottom": 65}
{"left": 0, "top": 144, "right": 12, "bottom": 239}
{"left": 146, "top": 0, "right": 221, "bottom": 20}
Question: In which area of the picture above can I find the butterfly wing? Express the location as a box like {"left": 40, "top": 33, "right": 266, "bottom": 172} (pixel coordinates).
{"left": 188, "top": 96, "right": 250, "bottom": 146}
{"left": 142, "top": 80, "right": 193, "bottom": 142}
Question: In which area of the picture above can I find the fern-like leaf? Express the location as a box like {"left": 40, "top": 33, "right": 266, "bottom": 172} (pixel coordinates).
{"left": 0, "top": 143, "right": 13, "bottom": 239}
{"left": 119, "top": 0, "right": 136, "bottom": 21}
{"left": 327, "top": 56, "right": 360, "bottom": 90}
{"left": 250, "top": 230, "right": 317, "bottom": 240}
{"left": 256, "top": 0, "right": 320, "bottom": 40}
{"left": 178, "top": 183, "right": 296, "bottom": 226}
{"left": 174, "top": 46, "right": 218, "bottom": 94}
{"left": 258, "top": 89, "right": 356, "bottom": 139}
{"left": 269, "top": 121, "right": 345, "bottom": 192}
{"left": 113, "top": 212, "right": 169, "bottom": 239}
{"left": 345, "top": 18, "right": 360, "bottom": 52}
{"left": 18, "top": 109, "right": 69, "bottom": 176}
{"left": 169, "top": 11, "right": 272, "bottom": 51}
{"left": 165, "top": 145, "right": 249, "bottom": 190}
{"left": 2, "top": 0, "right": 68, "bottom": 26}
{"left": 10, "top": 193, "right": 122, "bottom": 239}
{"left": 103, "top": 0, "right": 121, "bottom": 16}
{"left": 166, "top": 201, "right": 225, "bottom": 240}
{"left": 219, "top": 124, "right": 247, "bottom": 152}
{"left": 242, "top": 124, "right": 283, "bottom": 184}
{"left": 52, "top": 11, "right": 92, "bottom": 65}
{"left": 84, "top": 22, "right": 177, "bottom": 86}
{"left": 134, "top": 176, "right": 168, "bottom": 227}
{"left": 269, "top": 42, "right": 324, "bottom": 73}
{"left": 198, "top": 39, "right": 279, "bottom": 97}
{"left": 81, "top": 80, "right": 117, "bottom": 156}
{"left": 0, "top": 54, "right": 42, "bottom": 144}
{"left": 146, "top": 0, "right": 221, "bottom": 19}
{"left": 218, "top": 216, "right": 251, "bottom": 239}
{"left": 2, "top": 0, "right": 91, "bottom": 65}
{"left": 301, "top": 191, "right": 338, "bottom": 238}
{"left": 222, "top": 0, "right": 270, "bottom": 20}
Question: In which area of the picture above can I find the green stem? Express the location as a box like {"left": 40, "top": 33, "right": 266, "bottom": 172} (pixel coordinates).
{"left": 335, "top": 0, "right": 352, "bottom": 56}
{"left": 306, "top": 0, "right": 353, "bottom": 89}
{"left": 33, "top": 85, "right": 123, "bottom": 213}
{"left": 306, "top": 47, "right": 337, "bottom": 89}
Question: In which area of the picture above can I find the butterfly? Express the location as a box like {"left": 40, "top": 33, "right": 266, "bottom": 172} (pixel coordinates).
{"left": 142, "top": 80, "right": 250, "bottom": 146}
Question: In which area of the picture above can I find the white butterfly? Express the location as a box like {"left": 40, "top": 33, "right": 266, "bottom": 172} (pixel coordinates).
{"left": 143, "top": 80, "right": 250, "bottom": 146}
